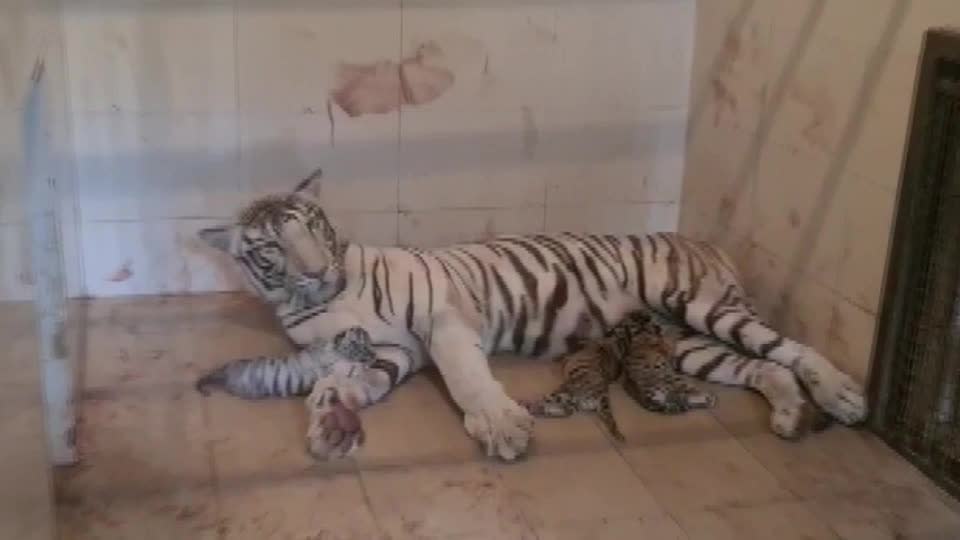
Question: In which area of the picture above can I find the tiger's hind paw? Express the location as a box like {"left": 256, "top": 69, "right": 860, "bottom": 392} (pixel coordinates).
{"left": 796, "top": 348, "right": 867, "bottom": 426}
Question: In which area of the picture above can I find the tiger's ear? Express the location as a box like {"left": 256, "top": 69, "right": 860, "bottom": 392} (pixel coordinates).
{"left": 197, "top": 226, "right": 235, "bottom": 252}
{"left": 293, "top": 167, "right": 323, "bottom": 193}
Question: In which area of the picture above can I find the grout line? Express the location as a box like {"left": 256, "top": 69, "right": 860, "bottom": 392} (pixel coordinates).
{"left": 605, "top": 432, "right": 689, "bottom": 537}
{"left": 353, "top": 461, "right": 388, "bottom": 538}
{"left": 395, "top": 0, "right": 404, "bottom": 246}
{"left": 723, "top": 434, "right": 852, "bottom": 538}
{"left": 191, "top": 294, "right": 226, "bottom": 539}
{"left": 204, "top": 411, "right": 227, "bottom": 540}
{"left": 54, "top": 0, "right": 88, "bottom": 298}
{"left": 233, "top": 0, "right": 242, "bottom": 166}
{"left": 728, "top": 432, "right": 804, "bottom": 500}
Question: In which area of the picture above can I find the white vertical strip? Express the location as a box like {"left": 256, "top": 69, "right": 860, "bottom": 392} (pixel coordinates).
{"left": 24, "top": 58, "right": 77, "bottom": 466}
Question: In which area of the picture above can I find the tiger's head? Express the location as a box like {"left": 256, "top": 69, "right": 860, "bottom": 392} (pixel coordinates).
{"left": 197, "top": 169, "right": 346, "bottom": 305}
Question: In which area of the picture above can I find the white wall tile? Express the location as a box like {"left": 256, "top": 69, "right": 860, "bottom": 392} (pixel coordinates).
{"left": 0, "top": 111, "right": 23, "bottom": 224}
{"left": 836, "top": 174, "right": 896, "bottom": 314}
{"left": 0, "top": 218, "right": 85, "bottom": 301}
{"left": 397, "top": 4, "right": 556, "bottom": 212}
{"left": 240, "top": 112, "right": 398, "bottom": 212}
{"left": 81, "top": 219, "right": 245, "bottom": 297}
{"left": 237, "top": 2, "right": 400, "bottom": 114}
{"left": 845, "top": 48, "right": 917, "bottom": 193}
{"left": 679, "top": 126, "right": 755, "bottom": 264}
{"left": 689, "top": 0, "right": 774, "bottom": 137}
{"left": 547, "top": 0, "right": 695, "bottom": 114}
{"left": 61, "top": 2, "right": 236, "bottom": 113}
{"left": 825, "top": 297, "right": 878, "bottom": 386}
{"left": 753, "top": 142, "right": 846, "bottom": 289}
{"left": 0, "top": 223, "right": 32, "bottom": 301}
{"left": 3, "top": 1, "right": 697, "bottom": 298}
{"left": 328, "top": 210, "right": 397, "bottom": 247}
{"left": 73, "top": 113, "right": 241, "bottom": 221}
{"left": 0, "top": 1, "right": 70, "bottom": 117}
{"left": 545, "top": 202, "right": 678, "bottom": 236}
{"left": 398, "top": 207, "right": 543, "bottom": 248}
{"left": 545, "top": 109, "right": 687, "bottom": 207}
{"left": 765, "top": 30, "right": 869, "bottom": 161}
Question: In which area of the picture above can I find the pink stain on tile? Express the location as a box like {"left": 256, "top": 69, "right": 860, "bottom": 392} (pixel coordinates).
{"left": 711, "top": 78, "right": 738, "bottom": 127}
{"left": 330, "top": 42, "right": 454, "bottom": 117}
{"left": 790, "top": 83, "right": 836, "bottom": 151}
{"left": 107, "top": 260, "right": 134, "bottom": 282}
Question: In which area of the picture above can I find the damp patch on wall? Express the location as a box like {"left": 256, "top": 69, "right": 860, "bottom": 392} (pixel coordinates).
{"left": 329, "top": 42, "right": 455, "bottom": 117}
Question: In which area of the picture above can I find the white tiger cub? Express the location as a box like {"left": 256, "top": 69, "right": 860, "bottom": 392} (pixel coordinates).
{"left": 197, "top": 171, "right": 867, "bottom": 461}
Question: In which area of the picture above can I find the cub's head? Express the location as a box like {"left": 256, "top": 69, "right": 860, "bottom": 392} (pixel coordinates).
{"left": 197, "top": 169, "right": 344, "bottom": 304}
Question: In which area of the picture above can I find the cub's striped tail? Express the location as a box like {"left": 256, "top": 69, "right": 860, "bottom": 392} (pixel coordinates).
{"left": 196, "top": 326, "right": 378, "bottom": 399}
{"left": 195, "top": 348, "right": 322, "bottom": 399}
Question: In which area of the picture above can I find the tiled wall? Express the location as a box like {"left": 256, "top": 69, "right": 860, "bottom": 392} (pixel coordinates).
{"left": 0, "top": 2, "right": 63, "bottom": 536}
{"left": 0, "top": 0, "right": 696, "bottom": 300}
{"left": 0, "top": 0, "right": 83, "bottom": 303}
{"left": 679, "top": 0, "right": 960, "bottom": 384}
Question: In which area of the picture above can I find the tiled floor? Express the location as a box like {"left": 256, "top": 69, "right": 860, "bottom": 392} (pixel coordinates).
{"left": 10, "top": 294, "right": 960, "bottom": 539}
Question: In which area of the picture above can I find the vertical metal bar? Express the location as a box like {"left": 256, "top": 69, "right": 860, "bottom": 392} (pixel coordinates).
{"left": 23, "top": 58, "right": 76, "bottom": 466}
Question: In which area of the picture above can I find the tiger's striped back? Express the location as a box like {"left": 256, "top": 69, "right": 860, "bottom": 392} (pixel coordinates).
{"left": 303, "top": 232, "right": 747, "bottom": 363}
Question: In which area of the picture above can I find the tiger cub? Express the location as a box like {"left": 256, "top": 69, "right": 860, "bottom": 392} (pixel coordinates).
{"left": 614, "top": 312, "right": 717, "bottom": 415}
{"left": 521, "top": 311, "right": 717, "bottom": 441}
{"left": 520, "top": 330, "right": 627, "bottom": 441}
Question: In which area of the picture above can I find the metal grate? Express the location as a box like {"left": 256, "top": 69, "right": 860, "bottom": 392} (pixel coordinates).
{"left": 871, "top": 29, "right": 960, "bottom": 498}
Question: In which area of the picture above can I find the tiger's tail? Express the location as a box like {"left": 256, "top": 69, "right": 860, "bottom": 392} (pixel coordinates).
{"left": 595, "top": 394, "right": 625, "bottom": 442}
{"left": 195, "top": 349, "right": 320, "bottom": 399}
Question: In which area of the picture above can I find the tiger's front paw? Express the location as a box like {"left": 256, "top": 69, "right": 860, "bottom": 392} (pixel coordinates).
{"left": 464, "top": 397, "right": 534, "bottom": 462}
{"left": 305, "top": 387, "right": 365, "bottom": 460}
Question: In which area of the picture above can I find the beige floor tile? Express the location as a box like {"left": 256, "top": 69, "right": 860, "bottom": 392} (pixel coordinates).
{"left": 82, "top": 293, "right": 291, "bottom": 392}
{"left": 0, "top": 405, "right": 56, "bottom": 540}
{"left": 808, "top": 491, "right": 960, "bottom": 540}
{"left": 206, "top": 393, "right": 355, "bottom": 483}
{"left": 217, "top": 475, "right": 382, "bottom": 540}
{"left": 184, "top": 294, "right": 293, "bottom": 372}
{"left": 57, "top": 488, "right": 219, "bottom": 540}
{"left": 738, "top": 428, "right": 938, "bottom": 499}
{"left": 52, "top": 296, "right": 960, "bottom": 540}
{"left": 535, "top": 516, "right": 689, "bottom": 540}
{"left": 361, "top": 462, "right": 538, "bottom": 540}
{"left": 708, "top": 385, "right": 774, "bottom": 437}
{"left": 499, "top": 449, "right": 665, "bottom": 527}
{"left": 493, "top": 358, "right": 615, "bottom": 453}
{"left": 354, "top": 372, "right": 480, "bottom": 467}
{"left": 59, "top": 392, "right": 213, "bottom": 499}
{"left": 81, "top": 317, "right": 194, "bottom": 392}
{"left": 676, "top": 501, "right": 838, "bottom": 540}
{"left": 622, "top": 438, "right": 794, "bottom": 511}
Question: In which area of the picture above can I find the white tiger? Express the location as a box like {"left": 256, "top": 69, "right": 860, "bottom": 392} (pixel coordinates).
{"left": 196, "top": 170, "right": 866, "bottom": 461}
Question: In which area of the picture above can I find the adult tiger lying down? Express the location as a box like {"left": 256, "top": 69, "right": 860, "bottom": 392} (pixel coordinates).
{"left": 195, "top": 170, "right": 866, "bottom": 461}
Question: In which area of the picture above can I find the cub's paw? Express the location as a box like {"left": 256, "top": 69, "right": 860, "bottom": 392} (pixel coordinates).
{"left": 464, "top": 398, "right": 534, "bottom": 462}
{"left": 518, "top": 397, "right": 574, "bottom": 419}
{"left": 305, "top": 387, "right": 365, "bottom": 460}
